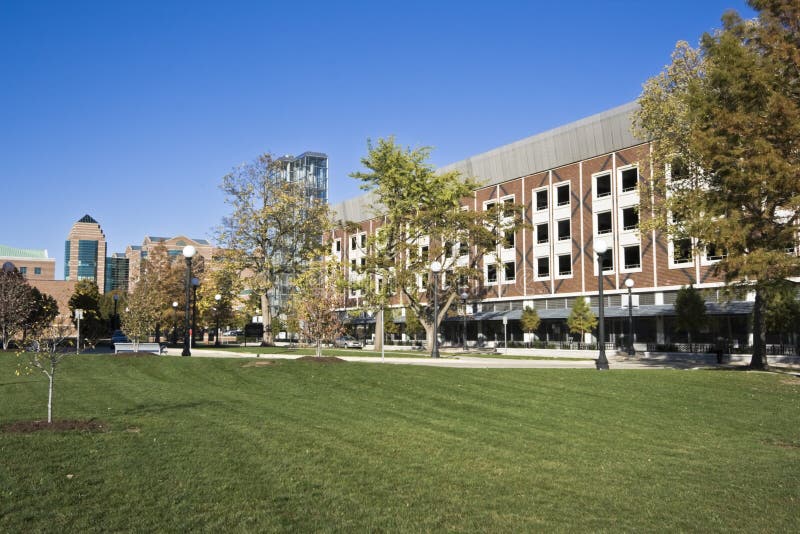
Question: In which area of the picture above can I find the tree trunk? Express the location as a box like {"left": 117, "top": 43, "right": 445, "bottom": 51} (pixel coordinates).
{"left": 316, "top": 339, "right": 322, "bottom": 358}
{"left": 47, "top": 366, "right": 55, "bottom": 424}
{"left": 424, "top": 323, "right": 435, "bottom": 357}
{"left": 375, "top": 309, "right": 384, "bottom": 352}
{"left": 260, "top": 293, "right": 274, "bottom": 346}
{"left": 154, "top": 323, "right": 161, "bottom": 344}
{"left": 750, "top": 289, "right": 768, "bottom": 370}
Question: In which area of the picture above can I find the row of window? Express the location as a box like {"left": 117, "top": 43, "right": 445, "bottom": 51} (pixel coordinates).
{"left": 532, "top": 166, "right": 639, "bottom": 212}
{"left": 17, "top": 266, "right": 43, "bottom": 276}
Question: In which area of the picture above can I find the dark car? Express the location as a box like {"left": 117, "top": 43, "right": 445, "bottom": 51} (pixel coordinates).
{"left": 111, "top": 330, "right": 129, "bottom": 344}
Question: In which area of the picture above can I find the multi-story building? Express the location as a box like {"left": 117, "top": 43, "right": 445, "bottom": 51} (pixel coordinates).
{"left": 64, "top": 214, "right": 107, "bottom": 290}
{"left": 105, "top": 252, "right": 130, "bottom": 293}
{"left": 0, "top": 245, "right": 56, "bottom": 280}
{"left": 125, "top": 235, "right": 213, "bottom": 289}
{"left": 274, "top": 152, "right": 328, "bottom": 203}
{"left": 331, "top": 102, "right": 763, "bottom": 349}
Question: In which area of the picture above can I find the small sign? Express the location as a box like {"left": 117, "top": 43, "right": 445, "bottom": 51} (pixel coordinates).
{"left": 622, "top": 295, "right": 640, "bottom": 309}
{"left": 74, "top": 309, "right": 84, "bottom": 319}
{"left": 503, "top": 316, "right": 508, "bottom": 325}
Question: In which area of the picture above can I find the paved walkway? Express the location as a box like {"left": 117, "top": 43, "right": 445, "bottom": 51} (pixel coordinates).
{"left": 162, "top": 347, "right": 716, "bottom": 370}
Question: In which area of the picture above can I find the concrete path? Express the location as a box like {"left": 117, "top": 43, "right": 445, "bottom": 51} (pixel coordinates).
{"left": 162, "top": 347, "right": 711, "bottom": 370}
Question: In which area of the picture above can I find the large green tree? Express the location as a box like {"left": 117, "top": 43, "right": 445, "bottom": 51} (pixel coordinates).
{"left": 351, "top": 137, "right": 524, "bottom": 356}
{"left": 217, "top": 154, "right": 332, "bottom": 345}
{"left": 633, "top": 0, "right": 800, "bottom": 369}
{"left": 567, "top": 298, "right": 597, "bottom": 343}
{"left": 68, "top": 280, "right": 106, "bottom": 344}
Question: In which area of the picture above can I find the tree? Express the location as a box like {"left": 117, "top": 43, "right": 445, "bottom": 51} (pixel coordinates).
{"left": 291, "top": 259, "right": 345, "bottom": 357}
{"left": 68, "top": 280, "right": 105, "bottom": 344}
{"left": 674, "top": 285, "right": 707, "bottom": 351}
{"left": 139, "top": 242, "right": 185, "bottom": 343}
{"left": 520, "top": 306, "right": 541, "bottom": 344}
{"left": 763, "top": 280, "right": 800, "bottom": 346}
{"left": 567, "top": 298, "right": 597, "bottom": 343}
{"left": 0, "top": 265, "right": 34, "bottom": 350}
{"left": 24, "top": 287, "right": 59, "bottom": 339}
{"left": 121, "top": 275, "right": 161, "bottom": 351}
{"left": 217, "top": 154, "right": 332, "bottom": 345}
{"left": 404, "top": 307, "right": 424, "bottom": 344}
{"left": 351, "top": 137, "right": 524, "bottom": 357}
{"left": 17, "top": 314, "right": 74, "bottom": 423}
{"left": 196, "top": 260, "right": 241, "bottom": 339}
{"left": 633, "top": 1, "right": 800, "bottom": 369}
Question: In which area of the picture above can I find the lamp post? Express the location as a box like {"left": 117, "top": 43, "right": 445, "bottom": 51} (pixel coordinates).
{"left": 191, "top": 277, "right": 200, "bottom": 347}
{"left": 625, "top": 278, "right": 635, "bottom": 356}
{"left": 112, "top": 294, "right": 119, "bottom": 333}
{"left": 214, "top": 294, "right": 222, "bottom": 347}
{"left": 461, "top": 290, "right": 469, "bottom": 351}
{"left": 181, "top": 245, "right": 196, "bottom": 356}
{"left": 595, "top": 239, "right": 610, "bottom": 370}
{"left": 430, "top": 260, "right": 442, "bottom": 358}
{"left": 172, "top": 301, "right": 178, "bottom": 345}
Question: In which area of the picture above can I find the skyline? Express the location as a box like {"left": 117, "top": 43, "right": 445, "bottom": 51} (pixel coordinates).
{"left": 1, "top": 1, "right": 754, "bottom": 278}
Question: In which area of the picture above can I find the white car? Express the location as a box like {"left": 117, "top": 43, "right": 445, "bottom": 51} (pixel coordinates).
{"left": 334, "top": 336, "right": 362, "bottom": 349}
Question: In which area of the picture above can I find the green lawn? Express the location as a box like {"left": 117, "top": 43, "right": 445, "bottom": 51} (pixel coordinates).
{"left": 1, "top": 353, "right": 798, "bottom": 532}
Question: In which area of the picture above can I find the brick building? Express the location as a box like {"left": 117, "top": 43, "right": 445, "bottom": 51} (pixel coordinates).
{"left": 331, "top": 102, "right": 763, "bottom": 349}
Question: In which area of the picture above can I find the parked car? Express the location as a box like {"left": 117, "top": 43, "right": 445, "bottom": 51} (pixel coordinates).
{"left": 222, "top": 329, "right": 244, "bottom": 336}
{"left": 334, "top": 336, "right": 362, "bottom": 349}
{"left": 111, "top": 330, "right": 129, "bottom": 344}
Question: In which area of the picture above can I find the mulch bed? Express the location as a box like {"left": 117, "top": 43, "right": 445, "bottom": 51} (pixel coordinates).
{"left": 1, "top": 420, "right": 107, "bottom": 433}
{"left": 296, "top": 356, "right": 346, "bottom": 364}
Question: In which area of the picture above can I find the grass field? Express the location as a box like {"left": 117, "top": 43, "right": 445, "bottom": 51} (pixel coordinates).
{"left": 1, "top": 353, "right": 798, "bottom": 531}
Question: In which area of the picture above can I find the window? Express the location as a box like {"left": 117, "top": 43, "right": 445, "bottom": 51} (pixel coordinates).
{"left": 504, "top": 229, "right": 515, "bottom": 249}
{"left": 673, "top": 238, "right": 692, "bottom": 264}
{"left": 706, "top": 243, "right": 728, "bottom": 261}
{"left": 334, "top": 240, "right": 341, "bottom": 252}
{"left": 557, "top": 219, "right": 570, "bottom": 241}
{"left": 623, "top": 245, "right": 641, "bottom": 269}
{"left": 600, "top": 250, "right": 614, "bottom": 272}
{"left": 484, "top": 201, "right": 496, "bottom": 213}
{"left": 445, "top": 242, "right": 454, "bottom": 258}
{"left": 19, "top": 266, "right": 27, "bottom": 275}
{"left": 597, "top": 211, "right": 612, "bottom": 234}
{"left": 351, "top": 236, "right": 357, "bottom": 250}
{"left": 504, "top": 261, "right": 516, "bottom": 282}
{"left": 537, "top": 257, "right": 550, "bottom": 278}
{"left": 350, "top": 259, "right": 357, "bottom": 270}
{"left": 34, "top": 267, "right": 41, "bottom": 275}
{"left": 595, "top": 173, "right": 611, "bottom": 198}
{"left": 556, "top": 184, "right": 570, "bottom": 206}
{"left": 459, "top": 241, "right": 469, "bottom": 256}
{"left": 502, "top": 198, "right": 514, "bottom": 219}
{"left": 487, "top": 263, "right": 498, "bottom": 283}
{"left": 557, "top": 254, "right": 572, "bottom": 276}
{"left": 621, "top": 168, "right": 639, "bottom": 192}
{"left": 360, "top": 258, "right": 366, "bottom": 268}
{"left": 536, "top": 223, "right": 549, "bottom": 244}
{"left": 535, "top": 189, "right": 548, "bottom": 211}
{"left": 360, "top": 234, "right": 367, "bottom": 248}
{"left": 622, "top": 207, "right": 639, "bottom": 231}
{"left": 420, "top": 245, "right": 429, "bottom": 259}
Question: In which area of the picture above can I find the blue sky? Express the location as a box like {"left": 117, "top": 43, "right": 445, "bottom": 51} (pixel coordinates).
{"left": 0, "top": 0, "right": 754, "bottom": 277}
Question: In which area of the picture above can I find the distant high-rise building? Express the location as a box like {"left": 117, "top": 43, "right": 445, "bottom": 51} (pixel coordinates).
{"left": 105, "top": 252, "right": 129, "bottom": 293}
{"left": 64, "top": 214, "right": 107, "bottom": 290}
{"left": 270, "top": 152, "right": 329, "bottom": 315}
{"left": 273, "top": 152, "right": 328, "bottom": 203}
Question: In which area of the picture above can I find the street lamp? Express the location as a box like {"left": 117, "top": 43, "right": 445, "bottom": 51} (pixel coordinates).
{"left": 595, "top": 238, "right": 610, "bottom": 370}
{"left": 112, "top": 294, "right": 119, "bottom": 333}
{"left": 214, "top": 294, "right": 222, "bottom": 347}
{"left": 430, "top": 260, "right": 442, "bottom": 358}
{"left": 181, "top": 245, "right": 196, "bottom": 356}
{"left": 625, "top": 278, "right": 635, "bottom": 356}
{"left": 172, "top": 301, "right": 178, "bottom": 345}
{"left": 191, "top": 277, "right": 200, "bottom": 347}
{"left": 461, "top": 290, "right": 469, "bottom": 351}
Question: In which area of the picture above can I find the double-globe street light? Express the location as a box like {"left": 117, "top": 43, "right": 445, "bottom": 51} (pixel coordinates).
{"left": 595, "top": 239, "right": 610, "bottom": 370}
{"left": 181, "top": 245, "right": 197, "bottom": 356}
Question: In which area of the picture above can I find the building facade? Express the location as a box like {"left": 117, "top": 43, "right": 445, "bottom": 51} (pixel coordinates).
{"left": 0, "top": 245, "right": 56, "bottom": 280}
{"left": 331, "top": 103, "right": 762, "bottom": 349}
{"left": 64, "top": 214, "right": 107, "bottom": 290}
{"left": 125, "top": 235, "right": 214, "bottom": 289}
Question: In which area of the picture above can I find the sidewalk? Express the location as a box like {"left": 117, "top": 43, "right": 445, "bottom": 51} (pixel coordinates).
{"left": 163, "top": 347, "right": 717, "bottom": 370}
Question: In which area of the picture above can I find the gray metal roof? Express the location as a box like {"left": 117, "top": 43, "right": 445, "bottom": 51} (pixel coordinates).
{"left": 332, "top": 101, "right": 645, "bottom": 222}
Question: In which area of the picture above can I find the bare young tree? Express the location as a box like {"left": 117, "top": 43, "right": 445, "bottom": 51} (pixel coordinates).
{"left": 18, "top": 314, "right": 74, "bottom": 423}
{"left": 291, "top": 259, "right": 346, "bottom": 357}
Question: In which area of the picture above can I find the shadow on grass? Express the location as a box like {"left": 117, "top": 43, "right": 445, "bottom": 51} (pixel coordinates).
{"left": 122, "top": 400, "right": 220, "bottom": 417}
